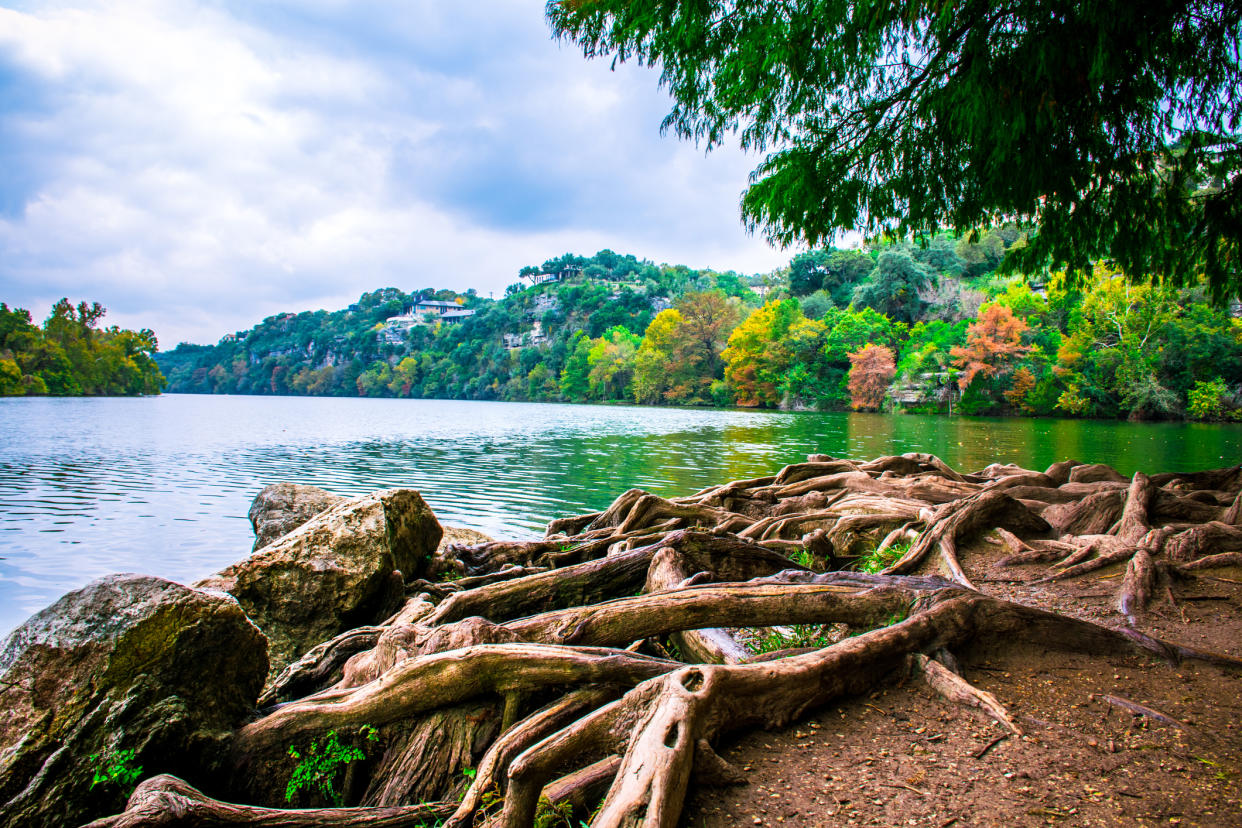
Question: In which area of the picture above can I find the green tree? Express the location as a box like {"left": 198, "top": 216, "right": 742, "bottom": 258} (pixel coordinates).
{"left": 723, "top": 299, "right": 815, "bottom": 407}
{"left": 1054, "top": 269, "right": 1182, "bottom": 419}
{"left": 548, "top": 0, "right": 1242, "bottom": 301}
{"left": 852, "top": 251, "right": 934, "bottom": 324}
{"left": 587, "top": 326, "right": 641, "bottom": 400}
{"left": 0, "top": 300, "right": 163, "bottom": 397}
{"left": 1187, "top": 379, "right": 1232, "bottom": 421}
{"left": 559, "top": 331, "right": 593, "bottom": 401}
{"left": 0, "top": 358, "right": 23, "bottom": 395}
{"left": 632, "top": 309, "right": 682, "bottom": 404}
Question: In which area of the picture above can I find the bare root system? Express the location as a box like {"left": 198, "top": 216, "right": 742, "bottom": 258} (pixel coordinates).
{"left": 95, "top": 454, "right": 1242, "bottom": 827}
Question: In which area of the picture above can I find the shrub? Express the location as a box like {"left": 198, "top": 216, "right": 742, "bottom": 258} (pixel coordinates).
{"left": 1188, "top": 378, "right": 1229, "bottom": 421}
{"left": 286, "top": 724, "right": 379, "bottom": 806}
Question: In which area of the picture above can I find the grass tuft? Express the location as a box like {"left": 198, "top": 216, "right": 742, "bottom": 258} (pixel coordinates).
{"left": 855, "top": 538, "right": 913, "bottom": 574}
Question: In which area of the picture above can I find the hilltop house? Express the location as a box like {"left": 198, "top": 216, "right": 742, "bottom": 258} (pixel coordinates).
{"left": 439, "top": 308, "right": 475, "bottom": 325}
{"left": 378, "top": 314, "right": 419, "bottom": 345}
{"left": 522, "top": 264, "right": 581, "bottom": 286}
{"left": 378, "top": 301, "right": 477, "bottom": 344}
{"left": 412, "top": 300, "right": 463, "bottom": 317}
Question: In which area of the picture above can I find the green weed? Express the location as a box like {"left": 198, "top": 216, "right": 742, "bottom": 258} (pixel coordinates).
{"left": 533, "top": 795, "right": 576, "bottom": 828}
{"left": 285, "top": 724, "right": 378, "bottom": 806}
{"left": 746, "top": 624, "right": 837, "bottom": 655}
{"left": 855, "top": 538, "right": 913, "bottom": 574}
{"left": 88, "top": 748, "right": 143, "bottom": 794}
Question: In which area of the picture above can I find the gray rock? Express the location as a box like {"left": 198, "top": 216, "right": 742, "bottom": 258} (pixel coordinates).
{"left": 199, "top": 488, "right": 442, "bottom": 676}
{"left": 248, "top": 482, "right": 344, "bottom": 551}
{"left": 0, "top": 574, "right": 268, "bottom": 828}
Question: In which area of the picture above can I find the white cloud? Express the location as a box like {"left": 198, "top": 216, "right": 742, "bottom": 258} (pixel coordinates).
{"left": 0, "top": 0, "right": 790, "bottom": 346}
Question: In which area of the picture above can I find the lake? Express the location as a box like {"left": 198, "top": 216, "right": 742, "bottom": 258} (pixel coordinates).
{"left": 2, "top": 394, "right": 1240, "bottom": 634}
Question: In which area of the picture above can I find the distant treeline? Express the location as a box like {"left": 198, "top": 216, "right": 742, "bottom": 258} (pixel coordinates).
{"left": 157, "top": 241, "right": 1242, "bottom": 421}
{"left": 0, "top": 300, "right": 165, "bottom": 397}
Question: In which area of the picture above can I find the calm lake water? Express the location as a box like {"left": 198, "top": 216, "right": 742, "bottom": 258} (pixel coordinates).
{"left": 2, "top": 394, "right": 1240, "bottom": 634}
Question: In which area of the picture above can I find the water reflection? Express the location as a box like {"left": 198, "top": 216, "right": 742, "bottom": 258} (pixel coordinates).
{"left": 1, "top": 395, "right": 1240, "bottom": 634}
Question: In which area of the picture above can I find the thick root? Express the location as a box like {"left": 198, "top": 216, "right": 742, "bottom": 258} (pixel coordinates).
{"left": 83, "top": 775, "right": 454, "bottom": 828}
{"left": 86, "top": 454, "right": 1242, "bottom": 828}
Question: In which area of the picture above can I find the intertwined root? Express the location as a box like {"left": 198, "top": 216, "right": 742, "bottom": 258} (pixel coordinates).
{"left": 92, "top": 454, "right": 1242, "bottom": 827}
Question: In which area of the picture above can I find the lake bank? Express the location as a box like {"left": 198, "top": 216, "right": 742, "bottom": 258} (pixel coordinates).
{"left": 7, "top": 452, "right": 1239, "bottom": 828}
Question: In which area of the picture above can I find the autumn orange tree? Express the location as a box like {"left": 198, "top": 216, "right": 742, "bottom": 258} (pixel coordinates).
{"left": 950, "top": 304, "right": 1033, "bottom": 406}
{"left": 846, "top": 344, "right": 896, "bottom": 411}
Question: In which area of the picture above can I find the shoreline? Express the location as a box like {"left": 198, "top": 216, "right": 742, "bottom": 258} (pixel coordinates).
{"left": 3, "top": 455, "right": 1241, "bottom": 826}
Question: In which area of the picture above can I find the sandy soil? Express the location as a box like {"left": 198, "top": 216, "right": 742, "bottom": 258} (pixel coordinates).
{"left": 681, "top": 541, "right": 1242, "bottom": 828}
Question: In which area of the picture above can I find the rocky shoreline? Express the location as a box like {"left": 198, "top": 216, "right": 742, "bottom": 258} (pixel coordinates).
{"left": 2, "top": 456, "right": 1240, "bottom": 827}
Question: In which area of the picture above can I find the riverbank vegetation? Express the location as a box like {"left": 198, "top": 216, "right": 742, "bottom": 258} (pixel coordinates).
{"left": 0, "top": 300, "right": 165, "bottom": 397}
{"left": 156, "top": 244, "right": 1242, "bottom": 421}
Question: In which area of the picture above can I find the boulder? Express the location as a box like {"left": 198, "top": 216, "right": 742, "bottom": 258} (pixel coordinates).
{"left": 199, "top": 488, "right": 442, "bottom": 675}
{"left": 0, "top": 574, "right": 267, "bottom": 828}
{"left": 248, "top": 483, "right": 344, "bottom": 551}
{"left": 438, "top": 524, "right": 494, "bottom": 550}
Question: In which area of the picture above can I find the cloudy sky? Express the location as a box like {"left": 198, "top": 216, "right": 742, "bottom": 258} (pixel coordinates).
{"left": 0, "top": 0, "right": 795, "bottom": 347}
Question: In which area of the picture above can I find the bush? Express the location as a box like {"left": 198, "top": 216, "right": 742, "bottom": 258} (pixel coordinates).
{"left": 286, "top": 725, "right": 378, "bottom": 806}
{"left": 1188, "top": 378, "right": 1229, "bottom": 421}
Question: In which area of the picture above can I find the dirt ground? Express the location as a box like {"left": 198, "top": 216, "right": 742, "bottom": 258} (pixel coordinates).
{"left": 681, "top": 541, "right": 1242, "bottom": 828}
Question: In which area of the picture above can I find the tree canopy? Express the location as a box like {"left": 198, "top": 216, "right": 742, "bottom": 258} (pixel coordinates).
{"left": 547, "top": 0, "right": 1242, "bottom": 301}
{"left": 0, "top": 300, "right": 165, "bottom": 396}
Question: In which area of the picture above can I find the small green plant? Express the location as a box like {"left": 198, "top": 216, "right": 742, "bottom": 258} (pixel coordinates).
{"left": 478, "top": 784, "right": 505, "bottom": 818}
{"left": 880, "top": 609, "right": 909, "bottom": 627}
{"left": 856, "top": 538, "right": 913, "bottom": 574}
{"left": 457, "top": 766, "right": 479, "bottom": 803}
{"left": 285, "top": 724, "right": 378, "bottom": 806}
{"left": 791, "top": 549, "right": 815, "bottom": 569}
{"left": 747, "top": 624, "right": 837, "bottom": 655}
{"left": 89, "top": 748, "right": 143, "bottom": 793}
{"left": 533, "top": 795, "right": 576, "bottom": 828}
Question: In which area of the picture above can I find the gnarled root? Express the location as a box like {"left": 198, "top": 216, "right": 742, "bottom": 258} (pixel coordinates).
{"left": 908, "top": 653, "right": 1021, "bottom": 735}
{"left": 86, "top": 454, "right": 1242, "bottom": 828}
{"left": 83, "top": 774, "right": 454, "bottom": 828}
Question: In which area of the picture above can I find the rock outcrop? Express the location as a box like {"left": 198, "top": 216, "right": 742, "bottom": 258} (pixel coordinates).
{"left": 247, "top": 482, "right": 344, "bottom": 551}
{"left": 0, "top": 574, "right": 267, "bottom": 828}
{"left": 199, "top": 488, "right": 442, "bottom": 675}
{"left": 247, "top": 482, "right": 490, "bottom": 554}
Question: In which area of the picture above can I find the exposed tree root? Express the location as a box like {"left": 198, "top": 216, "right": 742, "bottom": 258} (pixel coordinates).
{"left": 908, "top": 653, "right": 1021, "bottom": 735}
{"left": 83, "top": 775, "right": 454, "bottom": 827}
{"left": 91, "top": 454, "right": 1242, "bottom": 828}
